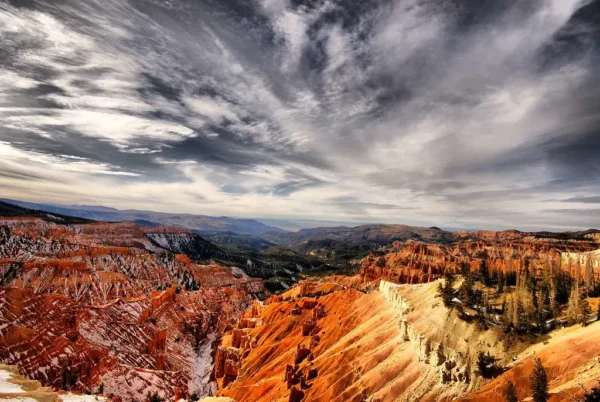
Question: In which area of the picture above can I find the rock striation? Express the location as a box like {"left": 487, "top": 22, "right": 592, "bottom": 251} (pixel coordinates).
{"left": 0, "top": 218, "right": 266, "bottom": 401}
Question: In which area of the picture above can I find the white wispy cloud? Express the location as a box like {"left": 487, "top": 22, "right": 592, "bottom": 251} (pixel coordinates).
{"left": 1, "top": 0, "right": 599, "bottom": 230}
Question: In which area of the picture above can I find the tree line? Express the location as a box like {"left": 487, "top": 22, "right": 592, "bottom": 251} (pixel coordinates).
{"left": 438, "top": 255, "right": 598, "bottom": 348}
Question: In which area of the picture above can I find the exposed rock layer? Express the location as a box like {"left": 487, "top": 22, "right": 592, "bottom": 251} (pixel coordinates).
{"left": 0, "top": 218, "right": 266, "bottom": 401}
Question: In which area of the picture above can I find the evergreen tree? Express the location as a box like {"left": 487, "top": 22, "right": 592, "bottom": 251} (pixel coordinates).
{"left": 580, "top": 298, "right": 592, "bottom": 326}
{"left": 530, "top": 358, "right": 549, "bottom": 402}
{"left": 554, "top": 270, "right": 572, "bottom": 305}
{"left": 460, "top": 261, "right": 471, "bottom": 278}
{"left": 524, "top": 258, "right": 531, "bottom": 281}
{"left": 458, "top": 263, "right": 477, "bottom": 307}
{"left": 476, "top": 352, "right": 499, "bottom": 378}
{"left": 437, "top": 271, "right": 456, "bottom": 308}
{"left": 566, "top": 283, "right": 582, "bottom": 325}
{"left": 505, "top": 382, "right": 518, "bottom": 402}
{"left": 586, "top": 253, "right": 594, "bottom": 297}
{"left": 480, "top": 258, "right": 492, "bottom": 287}
{"left": 147, "top": 392, "right": 163, "bottom": 402}
{"left": 584, "top": 384, "right": 600, "bottom": 402}
{"left": 497, "top": 270, "right": 505, "bottom": 295}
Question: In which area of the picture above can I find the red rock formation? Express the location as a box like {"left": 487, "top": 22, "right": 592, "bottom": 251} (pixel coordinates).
{"left": 359, "top": 236, "right": 600, "bottom": 284}
{"left": 211, "top": 229, "right": 600, "bottom": 402}
{"left": 0, "top": 217, "right": 267, "bottom": 401}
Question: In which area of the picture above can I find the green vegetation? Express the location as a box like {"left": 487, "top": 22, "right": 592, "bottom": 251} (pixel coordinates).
{"left": 585, "top": 384, "right": 600, "bottom": 402}
{"left": 437, "top": 271, "right": 456, "bottom": 308}
{"left": 438, "top": 256, "right": 597, "bottom": 340}
{"left": 530, "top": 358, "right": 549, "bottom": 402}
{"left": 476, "top": 351, "right": 502, "bottom": 378}
{"left": 504, "top": 382, "right": 518, "bottom": 402}
{"left": 147, "top": 392, "right": 164, "bottom": 402}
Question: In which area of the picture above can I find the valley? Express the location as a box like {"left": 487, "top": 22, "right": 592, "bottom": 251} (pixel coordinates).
{"left": 1, "top": 201, "right": 600, "bottom": 402}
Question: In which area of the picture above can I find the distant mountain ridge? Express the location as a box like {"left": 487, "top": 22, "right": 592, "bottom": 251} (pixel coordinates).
{"left": 0, "top": 200, "right": 93, "bottom": 224}
{"left": 264, "top": 223, "right": 456, "bottom": 250}
{"left": 1, "top": 199, "right": 287, "bottom": 236}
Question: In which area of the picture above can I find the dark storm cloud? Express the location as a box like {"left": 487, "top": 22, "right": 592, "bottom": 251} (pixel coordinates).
{"left": 1, "top": 0, "right": 600, "bottom": 228}
{"left": 561, "top": 196, "right": 600, "bottom": 203}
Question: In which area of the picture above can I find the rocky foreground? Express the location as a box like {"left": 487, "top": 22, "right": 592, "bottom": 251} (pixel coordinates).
{"left": 212, "top": 278, "right": 600, "bottom": 402}
{"left": 0, "top": 217, "right": 266, "bottom": 401}
{"left": 211, "top": 230, "right": 600, "bottom": 402}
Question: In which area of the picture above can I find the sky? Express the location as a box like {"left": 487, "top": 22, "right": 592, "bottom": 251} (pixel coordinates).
{"left": 1, "top": 0, "right": 600, "bottom": 230}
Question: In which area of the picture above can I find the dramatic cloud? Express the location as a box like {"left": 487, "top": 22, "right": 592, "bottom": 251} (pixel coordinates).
{"left": 1, "top": 0, "right": 600, "bottom": 230}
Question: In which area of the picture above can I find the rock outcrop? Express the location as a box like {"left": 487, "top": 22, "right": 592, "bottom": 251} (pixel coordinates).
{"left": 360, "top": 235, "right": 600, "bottom": 284}
{"left": 0, "top": 218, "right": 266, "bottom": 401}
{"left": 211, "top": 277, "right": 507, "bottom": 402}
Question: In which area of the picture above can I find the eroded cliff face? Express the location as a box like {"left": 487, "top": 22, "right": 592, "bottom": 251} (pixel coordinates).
{"left": 379, "top": 280, "right": 509, "bottom": 399}
{"left": 211, "top": 278, "right": 506, "bottom": 402}
{"left": 380, "top": 281, "right": 473, "bottom": 385}
{"left": 214, "top": 267, "right": 600, "bottom": 402}
{"left": 360, "top": 235, "right": 600, "bottom": 284}
{"left": 0, "top": 218, "right": 266, "bottom": 401}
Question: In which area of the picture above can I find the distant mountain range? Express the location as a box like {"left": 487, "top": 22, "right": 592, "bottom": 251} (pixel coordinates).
{"left": 1, "top": 198, "right": 287, "bottom": 236}
{"left": 0, "top": 200, "right": 93, "bottom": 224}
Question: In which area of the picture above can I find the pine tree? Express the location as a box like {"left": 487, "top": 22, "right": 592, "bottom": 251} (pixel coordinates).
{"left": 476, "top": 352, "right": 499, "bottom": 378}
{"left": 566, "top": 283, "right": 580, "bottom": 325}
{"left": 480, "top": 258, "right": 491, "bottom": 287}
{"left": 437, "top": 272, "right": 455, "bottom": 308}
{"left": 505, "top": 382, "right": 518, "bottom": 402}
{"left": 460, "top": 261, "right": 471, "bottom": 278}
{"left": 586, "top": 253, "right": 594, "bottom": 297}
{"left": 497, "top": 270, "right": 505, "bottom": 295}
{"left": 554, "top": 270, "right": 572, "bottom": 305}
{"left": 585, "top": 384, "right": 600, "bottom": 402}
{"left": 524, "top": 257, "right": 531, "bottom": 281}
{"left": 530, "top": 358, "right": 549, "bottom": 402}
{"left": 580, "top": 298, "right": 592, "bottom": 326}
{"left": 459, "top": 262, "right": 476, "bottom": 307}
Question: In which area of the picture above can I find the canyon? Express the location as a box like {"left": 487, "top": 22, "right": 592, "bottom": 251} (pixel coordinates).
{"left": 0, "top": 216, "right": 266, "bottom": 401}
{"left": 2, "top": 207, "right": 600, "bottom": 402}
{"left": 210, "top": 230, "right": 600, "bottom": 402}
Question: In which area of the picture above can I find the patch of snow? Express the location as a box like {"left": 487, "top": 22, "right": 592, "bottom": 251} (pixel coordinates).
{"left": 61, "top": 393, "right": 106, "bottom": 402}
{"left": 0, "top": 369, "right": 26, "bottom": 393}
{"left": 230, "top": 267, "right": 248, "bottom": 278}
{"left": 189, "top": 333, "right": 217, "bottom": 397}
{"left": 147, "top": 233, "right": 192, "bottom": 252}
{"left": 46, "top": 214, "right": 65, "bottom": 222}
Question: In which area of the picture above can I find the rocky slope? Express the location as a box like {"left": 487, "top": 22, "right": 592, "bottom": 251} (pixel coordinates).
{"left": 211, "top": 275, "right": 600, "bottom": 402}
{"left": 211, "top": 279, "right": 509, "bottom": 402}
{"left": 4, "top": 213, "right": 600, "bottom": 402}
{"left": 208, "top": 228, "right": 600, "bottom": 402}
{"left": 0, "top": 217, "right": 266, "bottom": 401}
{"left": 459, "top": 318, "right": 600, "bottom": 401}
{"left": 359, "top": 234, "right": 600, "bottom": 284}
